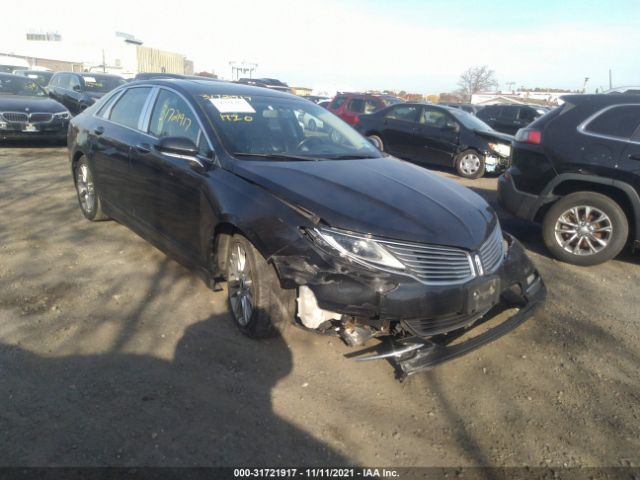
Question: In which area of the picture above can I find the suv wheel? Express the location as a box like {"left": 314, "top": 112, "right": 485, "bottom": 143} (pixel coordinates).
{"left": 455, "top": 150, "right": 485, "bottom": 179}
{"left": 74, "top": 158, "right": 109, "bottom": 221}
{"left": 227, "top": 234, "right": 295, "bottom": 338}
{"left": 542, "top": 192, "right": 628, "bottom": 266}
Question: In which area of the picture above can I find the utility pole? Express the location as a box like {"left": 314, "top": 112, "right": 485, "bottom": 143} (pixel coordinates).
{"left": 102, "top": 49, "right": 106, "bottom": 73}
{"left": 582, "top": 77, "right": 590, "bottom": 93}
{"left": 609, "top": 69, "right": 612, "bottom": 89}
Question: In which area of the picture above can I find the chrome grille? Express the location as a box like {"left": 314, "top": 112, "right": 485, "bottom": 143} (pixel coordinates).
{"left": 2, "top": 112, "right": 28, "bottom": 122}
{"left": 28, "top": 113, "right": 53, "bottom": 122}
{"left": 379, "top": 239, "right": 474, "bottom": 284}
{"left": 479, "top": 225, "right": 504, "bottom": 273}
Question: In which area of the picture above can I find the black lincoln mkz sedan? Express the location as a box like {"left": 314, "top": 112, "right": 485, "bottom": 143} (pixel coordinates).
{"left": 0, "top": 73, "right": 70, "bottom": 142}
{"left": 68, "top": 79, "right": 545, "bottom": 377}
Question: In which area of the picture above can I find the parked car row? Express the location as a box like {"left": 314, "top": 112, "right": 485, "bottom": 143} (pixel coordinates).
{"left": 0, "top": 73, "right": 70, "bottom": 142}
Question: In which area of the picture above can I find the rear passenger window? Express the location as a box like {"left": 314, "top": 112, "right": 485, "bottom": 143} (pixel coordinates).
{"left": 585, "top": 105, "right": 640, "bottom": 139}
{"left": 149, "top": 89, "right": 201, "bottom": 146}
{"left": 518, "top": 108, "right": 536, "bottom": 122}
{"left": 109, "top": 87, "right": 151, "bottom": 129}
{"left": 347, "top": 98, "right": 364, "bottom": 113}
{"left": 364, "top": 99, "right": 379, "bottom": 114}
{"left": 385, "top": 105, "right": 420, "bottom": 122}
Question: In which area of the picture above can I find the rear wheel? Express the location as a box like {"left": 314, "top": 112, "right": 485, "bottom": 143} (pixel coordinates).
{"left": 227, "top": 234, "right": 295, "bottom": 338}
{"left": 455, "top": 150, "right": 485, "bottom": 179}
{"left": 542, "top": 192, "right": 628, "bottom": 266}
{"left": 368, "top": 134, "right": 384, "bottom": 151}
{"left": 74, "top": 158, "right": 109, "bottom": 221}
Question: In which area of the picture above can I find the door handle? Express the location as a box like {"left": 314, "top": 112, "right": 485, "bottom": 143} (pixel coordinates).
{"left": 628, "top": 153, "right": 640, "bottom": 161}
{"left": 134, "top": 143, "right": 152, "bottom": 154}
{"left": 93, "top": 126, "right": 104, "bottom": 136}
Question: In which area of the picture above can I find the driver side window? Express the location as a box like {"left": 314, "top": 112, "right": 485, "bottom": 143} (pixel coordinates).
{"left": 149, "top": 90, "right": 200, "bottom": 143}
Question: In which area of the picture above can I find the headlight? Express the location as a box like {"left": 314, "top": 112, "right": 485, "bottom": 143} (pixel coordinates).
{"left": 488, "top": 142, "right": 511, "bottom": 157}
{"left": 306, "top": 227, "right": 405, "bottom": 270}
{"left": 53, "top": 111, "right": 71, "bottom": 120}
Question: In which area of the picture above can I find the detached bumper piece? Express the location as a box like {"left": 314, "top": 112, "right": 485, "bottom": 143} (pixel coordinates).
{"left": 349, "top": 273, "right": 545, "bottom": 380}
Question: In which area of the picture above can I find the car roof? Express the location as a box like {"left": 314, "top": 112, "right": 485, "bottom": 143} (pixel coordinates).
{"left": 562, "top": 93, "right": 640, "bottom": 106}
{"left": 52, "top": 71, "right": 124, "bottom": 79}
{"left": 128, "top": 78, "right": 299, "bottom": 100}
{"left": 0, "top": 72, "right": 32, "bottom": 80}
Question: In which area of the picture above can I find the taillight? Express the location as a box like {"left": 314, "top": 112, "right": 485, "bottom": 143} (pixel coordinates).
{"left": 353, "top": 115, "right": 360, "bottom": 124}
{"left": 515, "top": 128, "right": 542, "bottom": 144}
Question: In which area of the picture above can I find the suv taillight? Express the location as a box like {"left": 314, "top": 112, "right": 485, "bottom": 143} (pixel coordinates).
{"left": 515, "top": 128, "right": 542, "bottom": 144}
{"left": 353, "top": 115, "right": 360, "bottom": 124}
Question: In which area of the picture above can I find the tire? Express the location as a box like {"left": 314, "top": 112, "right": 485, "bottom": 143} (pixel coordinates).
{"left": 74, "top": 158, "right": 109, "bottom": 221}
{"left": 307, "top": 119, "right": 317, "bottom": 131}
{"left": 542, "top": 192, "right": 628, "bottom": 266}
{"left": 455, "top": 150, "right": 485, "bottom": 179}
{"left": 368, "top": 134, "right": 384, "bottom": 151}
{"left": 227, "top": 234, "right": 295, "bottom": 338}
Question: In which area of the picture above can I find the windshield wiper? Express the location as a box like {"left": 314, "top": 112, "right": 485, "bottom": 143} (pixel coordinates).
{"left": 322, "top": 154, "right": 379, "bottom": 160}
{"left": 232, "top": 152, "right": 318, "bottom": 161}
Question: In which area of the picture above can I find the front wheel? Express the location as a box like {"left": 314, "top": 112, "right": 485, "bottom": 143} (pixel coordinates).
{"left": 542, "top": 192, "right": 628, "bottom": 266}
{"left": 227, "top": 234, "right": 295, "bottom": 338}
{"left": 455, "top": 150, "right": 485, "bottom": 179}
{"left": 74, "top": 158, "right": 109, "bottom": 221}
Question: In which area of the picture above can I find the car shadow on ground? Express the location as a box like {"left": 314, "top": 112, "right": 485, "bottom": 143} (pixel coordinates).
{"left": 0, "top": 312, "right": 349, "bottom": 466}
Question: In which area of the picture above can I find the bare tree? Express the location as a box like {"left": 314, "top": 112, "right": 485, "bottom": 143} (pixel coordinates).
{"left": 456, "top": 66, "right": 498, "bottom": 102}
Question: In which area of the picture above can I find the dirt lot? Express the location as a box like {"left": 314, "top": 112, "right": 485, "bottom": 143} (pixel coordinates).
{"left": 0, "top": 144, "right": 639, "bottom": 468}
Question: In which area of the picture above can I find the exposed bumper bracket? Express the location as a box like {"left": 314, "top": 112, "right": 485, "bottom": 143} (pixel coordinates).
{"left": 347, "top": 276, "right": 546, "bottom": 380}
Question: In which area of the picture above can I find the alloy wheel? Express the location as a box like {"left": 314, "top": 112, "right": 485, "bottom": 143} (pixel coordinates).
{"left": 554, "top": 205, "right": 613, "bottom": 256}
{"left": 76, "top": 164, "right": 95, "bottom": 214}
{"left": 228, "top": 244, "right": 254, "bottom": 326}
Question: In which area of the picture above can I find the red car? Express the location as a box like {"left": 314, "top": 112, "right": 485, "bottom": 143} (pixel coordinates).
{"left": 327, "top": 93, "right": 403, "bottom": 125}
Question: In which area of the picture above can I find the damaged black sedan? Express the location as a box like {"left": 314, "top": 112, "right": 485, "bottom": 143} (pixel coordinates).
{"left": 67, "top": 79, "right": 545, "bottom": 378}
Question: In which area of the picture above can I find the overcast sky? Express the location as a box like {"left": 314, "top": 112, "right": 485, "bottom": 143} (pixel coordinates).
{"left": 3, "top": 0, "right": 639, "bottom": 93}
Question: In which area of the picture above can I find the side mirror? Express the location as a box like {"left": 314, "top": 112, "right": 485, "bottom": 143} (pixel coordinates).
{"left": 446, "top": 122, "right": 460, "bottom": 133}
{"left": 73, "top": 85, "right": 82, "bottom": 92}
{"left": 156, "top": 136, "right": 199, "bottom": 157}
{"left": 156, "top": 136, "right": 208, "bottom": 170}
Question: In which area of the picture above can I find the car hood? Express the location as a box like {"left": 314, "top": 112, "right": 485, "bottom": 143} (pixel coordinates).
{"left": 473, "top": 128, "right": 514, "bottom": 143}
{"left": 0, "top": 95, "right": 67, "bottom": 113}
{"left": 231, "top": 156, "right": 497, "bottom": 249}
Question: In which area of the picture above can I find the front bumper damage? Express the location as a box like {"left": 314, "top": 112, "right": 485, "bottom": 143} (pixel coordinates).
{"left": 484, "top": 152, "right": 511, "bottom": 174}
{"left": 271, "top": 232, "right": 546, "bottom": 376}
{"left": 349, "top": 273, "right": 545, "bottom": 379}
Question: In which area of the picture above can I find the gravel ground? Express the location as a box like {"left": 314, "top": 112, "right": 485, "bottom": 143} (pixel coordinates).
{"left": 0, "top": 144, "right": 639, "bottom": 467}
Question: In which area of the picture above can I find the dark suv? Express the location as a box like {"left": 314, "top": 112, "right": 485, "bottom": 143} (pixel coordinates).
{"left": 327, "top": 93, "right": 403, "bottom": 125}
{"left": 48, "top": 72, "right": 126, "bottom": 115}
{"left": 477, "top": 104, "right": 549, "bottom": 135}
{"left": 498, "top": 94, "right": 640, "bottom": 265}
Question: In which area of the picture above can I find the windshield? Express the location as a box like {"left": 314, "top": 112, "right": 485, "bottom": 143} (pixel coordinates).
{"left": 0, "top": 76, "right": 47, "bottom": 97}
{"left": 82, "top": 75, "right": 126, "bottom": 92}
{"left": 448, "top": 108, "right": 493, "bottom": 131}
{"left": 198, "top": 94, "right": 383, "bottom": 160}
{"left": 22, "top": 71, "right": 53, "bottom": 86}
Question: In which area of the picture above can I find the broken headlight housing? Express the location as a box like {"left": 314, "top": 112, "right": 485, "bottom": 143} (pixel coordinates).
{"left": 306, "top": 227, "right": 405, "bottom": 271}
{"left": 488, "top": 142, "right": 511, "bottom": 158}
